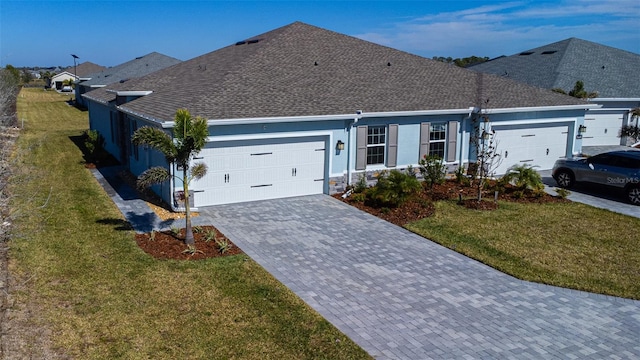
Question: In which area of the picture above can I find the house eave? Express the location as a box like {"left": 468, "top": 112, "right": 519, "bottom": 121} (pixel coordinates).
{"left": 159, "top": 108, "right": 475, "bottom": 128}
{"left": 106, "top": 90, "right": 153, "bottom": 96}
{"left": 480, "top": 104, "right": 600, "bottom": 114}
{"left": 589, "top": 97, "right": 640, "bottom": 102}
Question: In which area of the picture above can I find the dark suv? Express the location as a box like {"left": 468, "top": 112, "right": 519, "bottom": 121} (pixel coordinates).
{"left": 552, "top": 150, "right": 640, "bottom": 205}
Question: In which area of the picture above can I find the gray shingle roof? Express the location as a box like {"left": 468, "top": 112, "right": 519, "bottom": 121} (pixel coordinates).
{"left": 469, "top": 38, "right": 640, "bottom": 98}
{"left": 64, "top": 61, "right": 106, "bottom": 77}
{"left": 80, "top": 52, "right": 181, "bottom": 87}
{"left": 86, "top": 22, "right": 587, "bottom": 123}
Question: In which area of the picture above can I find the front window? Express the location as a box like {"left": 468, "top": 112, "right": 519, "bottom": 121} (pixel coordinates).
{"left": 367, "top": 126, "right": 386, "bottom": 165}
{"left": 429, "top": 123, "right": 446, "bottom": 159}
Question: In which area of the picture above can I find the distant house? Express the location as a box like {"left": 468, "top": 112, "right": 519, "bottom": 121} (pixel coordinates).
{"left": 64, "top": 61, "right": 106, "bottom": 79}
{"left": 469, "top": 38, "right": 640, "bottom": 147}
{"left": 84, "top": 22, "right": 595, "bottom": 208}
{"left": 75, "top": 52, "right": 181, "bottom": 108}
{"left": 49, "top": 71, "right": 78, "bottom": 91}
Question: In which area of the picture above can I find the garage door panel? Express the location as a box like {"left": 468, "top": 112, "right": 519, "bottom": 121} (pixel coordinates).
{"left": 494, "top": 124, "right": 568, "bottom": 175}
{"left": 193, "top": 137, "right": 326, "bottom": 206}
{"left": 582, "top": 114, "right": 623, "bottom": 146}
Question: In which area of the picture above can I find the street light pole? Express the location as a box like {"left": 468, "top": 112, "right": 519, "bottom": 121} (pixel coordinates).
{"left": 71, "top": 54, "right": 79, "bottom": 83}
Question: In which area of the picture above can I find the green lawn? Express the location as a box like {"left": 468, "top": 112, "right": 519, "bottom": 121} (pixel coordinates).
{"left": 406, "top": 200, "right": 640, "bottom": 300}
{"left": 9, "top": 88, "right": 371, "bottom": 359}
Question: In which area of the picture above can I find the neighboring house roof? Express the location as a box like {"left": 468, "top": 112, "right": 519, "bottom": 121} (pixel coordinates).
{"left": 469, "top": 38, "right": 640, "bottom": 99}
{"left": 85, "top": 22, "right": 587, "bottom": 123}
{"left": 64, "top": 61, "right": 107, "bottom": 77}
{"left": 80, "top": 52, "right": 182, "bottom": 87}
{"left": 50, "top": 71, "right": 77, "bottom": 81}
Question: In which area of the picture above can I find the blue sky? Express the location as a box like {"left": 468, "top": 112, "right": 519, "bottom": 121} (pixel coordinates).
{"left": 1, "top": 0, "right": 639, "bottom": 68}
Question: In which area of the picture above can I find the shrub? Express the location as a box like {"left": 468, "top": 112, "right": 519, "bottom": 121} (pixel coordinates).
{"left": 366, "top": 170, "right": 421, "bottom": 208}
{"left": 555, "top": 187, "right": 570, "bottom": 199}
{"left": 419, "top": 155, "right": 446, "bottom": 188}
{"left": 454, "top": 165, "right": 470, "bottom": 186}
{"left": 501, "top": 164, "right": 544, "bottom": 191}
{"left": 84, "top": 129, "right": 105, "bottom": 157}
{"left": 354, "top": 173, "right": 368, "bottom": 193}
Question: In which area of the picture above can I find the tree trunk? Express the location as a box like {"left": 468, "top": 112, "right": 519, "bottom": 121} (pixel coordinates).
{"left": 182, "top": 168, "right": 195, "bottom": 246}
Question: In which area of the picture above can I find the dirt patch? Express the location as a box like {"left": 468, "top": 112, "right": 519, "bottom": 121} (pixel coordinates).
{"left": 135, "top": 226, "right": 243, "bottom": 260}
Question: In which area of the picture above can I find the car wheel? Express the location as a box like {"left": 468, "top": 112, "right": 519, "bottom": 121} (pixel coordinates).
{"left": 555, "top": 170, "right": 574, "bottom": 188}
{"left": 627, "top": 186, "right": 640, "bottom": 205}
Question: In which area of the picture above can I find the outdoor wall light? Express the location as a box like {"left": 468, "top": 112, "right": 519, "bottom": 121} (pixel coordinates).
{"left": 336, "top": 140, "right": 345, "bottom": 151}
{"left": 578, "top": 125, "right": 587, "bottom": 134}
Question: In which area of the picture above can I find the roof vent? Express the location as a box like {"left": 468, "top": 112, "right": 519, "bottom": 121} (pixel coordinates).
{"left": 135, "top": 56, "right": 144, "bottom": 59}
{"left": 519, "top": 51, "right": 534, "bottom": 56}
{"left": 247, "top": 38, "right": 262, "bottom": 44}
{"left": 235, "top": 41, "right": 247, "bottom": 46}
{"left": 387, "top": 62, "right": 391, "bottom": 66}
{"left": 541, "top": 50, "right": 557, "bottom": 55}
{"left": 314, "top": 61, "right": 318, "bottom": 66}
{"left": 119, "top": 78, "right": 129, "bottom": 83}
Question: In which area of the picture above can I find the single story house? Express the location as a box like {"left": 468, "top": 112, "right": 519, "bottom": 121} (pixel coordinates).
{"left": 469, "top": 38, "right": 640, "bottom": 147}
{"left": 84, "top": 22, "right": 596, "bottom": 208}
{"left": 75, "top": 52, "right": 181, "bottom": 108}
{"left": 49, "top": 71, "right": 78, "bottom": 91}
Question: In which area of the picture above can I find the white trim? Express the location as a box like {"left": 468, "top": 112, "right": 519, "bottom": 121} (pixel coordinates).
{"left": 590, "top": 98, "right": 640, "bottom": 102}
{"left": 205, "top": 130, "right": 331, "bottom": 143}
{"left": 587, "top": 107, "right": 635, "bottom": 112}
{"left": 160, "top": 108, "right": 474, "bottom": 128}
{"left": 489, "top": 118, "right": 576, "bottom": 127}
{"left": 89, "top": 84, "right": 106, "bottom": 88}
{"left": 481, "top": 104, "right": 600, "bottom": 114}
{"left": 107, "top": 90, "right": 153, "bottom": 96}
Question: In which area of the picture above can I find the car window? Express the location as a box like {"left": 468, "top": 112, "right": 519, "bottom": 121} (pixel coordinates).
{"left": 589, "top": 154, "right": 615, "bottom": 166}
{"left": 616, "top": 156, "right": 640, "bottom": 169}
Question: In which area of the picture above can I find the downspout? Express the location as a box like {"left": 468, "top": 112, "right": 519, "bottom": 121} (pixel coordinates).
{"left": 346, "top": 110, "right": 364, "bottom": 186}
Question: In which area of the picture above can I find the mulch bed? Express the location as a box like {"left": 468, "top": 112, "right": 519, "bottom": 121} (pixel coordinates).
{"left": 334, "top": 179, "right": 568, "bottom": 227}
{"left": 134, "top": 226, "right": 243, "bottom": 261}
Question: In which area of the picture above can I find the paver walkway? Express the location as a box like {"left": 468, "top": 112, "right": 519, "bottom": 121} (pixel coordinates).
{"left": 93, "top": 166, "right": 640, "bottom": 359}
{"left": 200, "top": 195, "right": 640, "bottom": 359}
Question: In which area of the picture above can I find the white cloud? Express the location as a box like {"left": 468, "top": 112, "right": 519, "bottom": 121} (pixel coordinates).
{"left": 354, "top": 0, "right": 640, "bottom": 58}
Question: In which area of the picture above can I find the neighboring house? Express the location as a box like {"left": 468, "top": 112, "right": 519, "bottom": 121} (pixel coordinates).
{"left": 84, "top": 22, "right": 595, "bottom": 208}
{"left": 50, "top": 71, "right": 78, "bottom": 91}
{"left": 64, "top": 61, "right": 106, "bottom": 79}
{"left": 51, "top": 62, "right": 106, "bottom": 92}
{"left": 469, "top": 38, "right": 640, "bottom": 147}
{"left": 75, "top": 52, "right": 181, "bottom": 108}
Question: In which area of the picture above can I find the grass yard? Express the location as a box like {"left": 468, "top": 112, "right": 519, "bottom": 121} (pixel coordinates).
{"left": 8, "top": 88, "right": 371, "bottom": 359}
{"left": 406, "top": 200, "right": 640, "bottom": 300}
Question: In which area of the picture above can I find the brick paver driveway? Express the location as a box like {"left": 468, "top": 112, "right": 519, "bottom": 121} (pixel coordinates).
{"left": 200, "top": 195, "right": 640, "bottom": 359}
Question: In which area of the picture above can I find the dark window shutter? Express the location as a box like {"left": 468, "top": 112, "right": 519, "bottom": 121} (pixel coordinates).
{"left": 446, "top": 121, "right": 458, "bottom": 163}
{"left": 387, "top": 124, "right": 398, "bottom": 167}
{"left": 356, "top": 126, "right": 367, "bottom": 170}
{"left": 419, "top": 122, "right": 430, "bottom": 161}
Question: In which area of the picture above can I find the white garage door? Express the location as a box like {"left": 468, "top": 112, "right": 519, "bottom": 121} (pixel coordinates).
{"left": 493, "top": 123, "right": 569, "bottom": 175}
{"left": 191, "top": 137, "right": 326, "bottom": 206}
{"left": 582, "top": 114, "right": 624, "bottom": 146}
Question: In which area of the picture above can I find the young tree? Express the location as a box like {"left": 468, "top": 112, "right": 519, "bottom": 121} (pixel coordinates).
{"left": 132, "top": 109, "right": 208, "bottom": 247}
{"left": 470, "top": 110, "right": 501, "bottom": 201}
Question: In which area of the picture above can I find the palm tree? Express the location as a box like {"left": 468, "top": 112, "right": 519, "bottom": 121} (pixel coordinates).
{"left": 501, "top": 164, "right": 544, "bottom": 191}
{"left": 132, "top": 109, "right": 208, "bottom": 247}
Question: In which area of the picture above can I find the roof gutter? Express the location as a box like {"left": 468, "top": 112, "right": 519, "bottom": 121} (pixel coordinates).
{"left": 158, "top": 108, "right": 474, "bottom": 128}
{"left": 589, "top": 97, "right": 640, "bottom": 102}
{"left": 106, "top": 90, "right": 153, "bottom": 96}
{"left": 479, "top": 104, "right": 600, "bottom": 114}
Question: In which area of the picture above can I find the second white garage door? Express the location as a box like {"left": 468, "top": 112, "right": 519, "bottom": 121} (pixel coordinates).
{"left": 493, "top": 123, "right": 569, "bottom": 175}
{"left": 582, "top": 114, "right": 624, "bottom": 146}
{"left": 191, "top": 137, "right": 327, "bottom": 206}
